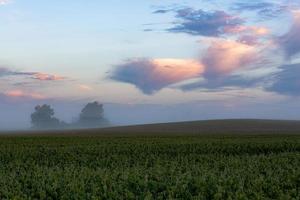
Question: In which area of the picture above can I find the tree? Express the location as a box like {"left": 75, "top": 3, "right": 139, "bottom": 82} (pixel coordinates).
{"left": 78, "top": 101, "right": 109, "bottom": 128}
{"left": 31, "top": 104, "right": 62, "bottom": 129}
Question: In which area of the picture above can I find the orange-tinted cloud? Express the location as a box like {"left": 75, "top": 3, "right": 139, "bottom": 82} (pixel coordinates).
{"left": 224, "top": 25, "right": 269, "bottom": 36}
{"left": 0, "top": 67, "right": 66, "bottom": 82}
{"left": 111, "top": 58, "right": 205, "bottom": 94}
{"left": 202, "top": 39, "right": 258, "bottom": 78}
{"left": 78, "top": 84, "right": 93, "bottom": 91}
{"left": 5, "top": 90, "right": 45, "bottom": 99}
{"left": 111, "top": 39, "right": 260, "bottom": 94}
{"left": 152, "top": 59, "right": 205, "bottom": 82}
{"left": 32, "top": 73, "right": 65, "bottom": 81}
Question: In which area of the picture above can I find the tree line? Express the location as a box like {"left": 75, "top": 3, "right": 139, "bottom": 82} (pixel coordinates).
{"left": 31, "top": 101, "right": 109, "bottom": 129}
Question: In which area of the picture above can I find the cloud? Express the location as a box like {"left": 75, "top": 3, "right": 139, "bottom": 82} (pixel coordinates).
{"left": 278, "top": 10, "right": 300, "bottom": 59}
{"left": 232, "top": 2, "right": 274, "bottom": 11}
{"left": 110, "top": 38, "right": 262, "bottom": 94}
{"left": 180, "top": 75, "right": 260, "bottom": 91}
{"left": 4, "top": 90, "right": 46, "bottom": 99}
{"left": 237, "top": 35, "right": 260, "bottom": 46}
{"left": 152, "top": 9, "right": 171, "bottom": 14}
{"left": 0, "top": 67, "right": 33, "bottom": 77}
{"left": 32, "top": 73, "right": 65, "bottom": 81}
{"left": 266, "top": 63, "right": 300, "bottom": 96}
{"left": 153, "top": 7, "right": 270, "bottom": 38}
{"left": 0, "top": 67, "right": 65, "bottom": 81}
{"left": 78, "top": 84, "right": 93, "bottom": 91}
{"left": 231, "top": 1, "right": 288, "bottom": 18}
{"left": 0, "top": 0, "right": 10, "bottom": 5}
{"left": 224, "top": 25, "right": 269, "bottom": 36}
{"left": 180, "top": 39, "right": 261, "bottom": 91}
{"left": 161, "top": 8, "right": 244, "bottom": 37}
{"left": 111, "top": 58, "right": 205, "bottom": 94}
{"left": 0, "top": 67, "right": 12, "bottom": 76}
{"left": 202, "top": 39, "right": 258, "bottom": 78}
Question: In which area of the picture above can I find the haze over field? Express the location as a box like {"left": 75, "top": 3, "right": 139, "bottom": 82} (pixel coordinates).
{"left": 1, "top": 0, "right": 300, "bottom": 129}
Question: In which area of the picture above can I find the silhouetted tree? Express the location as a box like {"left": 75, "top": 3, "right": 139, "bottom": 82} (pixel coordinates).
{"left": 31, "top": 104, "right": 63, "bottom": 129}
{"left": 78, "top": 101, "right": 109, "bottom": 128}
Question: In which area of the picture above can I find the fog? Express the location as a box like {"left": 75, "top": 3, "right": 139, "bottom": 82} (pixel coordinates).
{"left": 1, "top": 98, "right": 300, "bottom": 131}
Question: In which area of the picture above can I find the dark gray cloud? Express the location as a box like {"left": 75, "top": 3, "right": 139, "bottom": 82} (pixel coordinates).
{"left": 180, "top": 62, "right": 300, "bottom": 97}
{"left": 231, "top": 1, "right": 288, "bottom": 18}
{"left": 0, "top": 67, "right": 65, "bottom": 81}
{"left": 152, "top": 9, "right": 171, "bottom": 14}
{"left": 180, "top": 75, "right": 261, "bottom": 91}
{"left": 232, "top": 2, "right": 274, "bottom": 11}
{"left": 143, "top": 28, "right": 153, "bottom": 32}
{"left": 0, "top": 67, "right": 11, "bottom": 76}
{"left": 266, "top": 63, "right": 300, "bottom": 96}
{"left": 277, "top": 11, "right": 300, "bottom": 59}
{"left": 0, "top": 67, "right": 35, "bottom": 77}
{"left": 154, "top": 7, "right": 244, "bottom": 37}
{"left": 180, "top": 63, "right": 300, "bottom": 97}
{"left": 110, "top": 59, "right": 159, "bottom": 94}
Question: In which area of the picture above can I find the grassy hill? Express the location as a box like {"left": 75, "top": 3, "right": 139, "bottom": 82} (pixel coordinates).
{"left": 4, "top": 119, "right": 300, "bottom": 136}
{"left": 99, "top": 119, "right": 300, "bottom": 135}
{"left": 0, "top": 119, "right": 299, "bottom": 199}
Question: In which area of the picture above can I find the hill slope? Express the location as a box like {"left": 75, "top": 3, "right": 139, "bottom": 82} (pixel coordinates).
{"left": 4, "top": 119, "right": 300, "bottom": 136}
{"left": 97, "top": 119, "right": 300, "bottom": 135}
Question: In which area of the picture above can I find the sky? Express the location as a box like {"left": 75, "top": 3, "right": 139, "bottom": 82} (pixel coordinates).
{"left": 1, "top": 0, "right": 300, "bottom": 129}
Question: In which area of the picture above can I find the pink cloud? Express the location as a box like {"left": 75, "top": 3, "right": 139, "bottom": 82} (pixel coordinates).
{"left": 151, "top": 59, "right": 205, "bottom": 82}
{"left": 250, "top": 26, "right": 270, "bottom": 36}
{"left": 5, "top": 90, "right": 45, "bottom": 99}
{"left": 224, "top": 25, "right": 270, "bottom": 36}
{"left": 111, "top": 58, "right": 205, "bottom": 94}
{"left": 0, "top": 68, "right": 66, "bottom": 82}
{"left": 237, "top": 35, "right": 260, "bottom": 46}
{"left": 78, "top": 84, "right": 93, "bottom": 91}
{"left": 202, "top": 39, "right": 258, "bottom": 78}
{"left": 32, "top": 73, "right": 65, "bottom": 81}
{"left": 111, "top": 40, "right": 260, "bottom": 94}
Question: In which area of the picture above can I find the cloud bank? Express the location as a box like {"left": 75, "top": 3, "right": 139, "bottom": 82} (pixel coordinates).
{"left": 127, "top": 5, "right": 300, "bottom": 96}
{"left": 110, "top": 38, "right": 260, "bottom": 94}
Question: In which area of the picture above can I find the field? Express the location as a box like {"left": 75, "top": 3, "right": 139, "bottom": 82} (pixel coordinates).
{"left": 0, "top": 131, "right": 299, "bottom": 199}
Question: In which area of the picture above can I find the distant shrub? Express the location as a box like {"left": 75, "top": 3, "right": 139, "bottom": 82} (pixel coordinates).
{"left": 31, "top": 104, "right": 65, "bottom": 129}
{"left": 77, "top": 101, "right": 109, "bottom": 128}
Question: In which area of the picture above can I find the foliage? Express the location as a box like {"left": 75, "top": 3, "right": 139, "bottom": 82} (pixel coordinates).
{"left": 0, "top": 135, "right": 299, "bottom": 199}
{"left": 78, "top": 101, "right": 109, "bottom": 128}
{"left": 31, "top": 102, "right": 109, "bottom": 130}
{"left": 31, "top": 104, "right": 64, "bottom": 129}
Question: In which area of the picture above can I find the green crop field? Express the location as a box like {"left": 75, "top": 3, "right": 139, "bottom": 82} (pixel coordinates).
{"left": 0, "top": 134, "right": 299, "bottom": 199}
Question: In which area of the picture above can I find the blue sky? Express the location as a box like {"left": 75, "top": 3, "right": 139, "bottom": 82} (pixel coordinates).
{"left": 1, "top": 0, "right": 300, "bottom": 128}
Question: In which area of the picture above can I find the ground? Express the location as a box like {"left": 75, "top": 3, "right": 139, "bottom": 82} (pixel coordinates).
{"left": 0, "top": 132, "right": 299, "bottom": 199}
